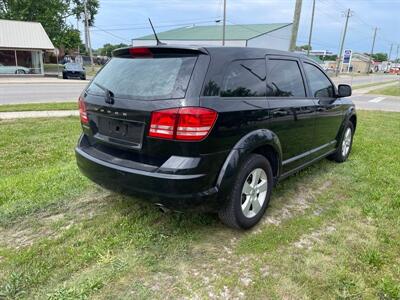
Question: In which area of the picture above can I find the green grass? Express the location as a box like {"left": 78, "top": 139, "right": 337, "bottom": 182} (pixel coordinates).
{"left": 369, "top": 84, "right": 400, "bottom": 96}
{"left": 0, "top": 102, "right": 77, "bottom": 112}
{"left": 0, "top": 112, "right": 399, "bottom": 299}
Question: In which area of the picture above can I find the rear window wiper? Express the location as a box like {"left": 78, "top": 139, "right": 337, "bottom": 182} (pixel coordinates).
{"left": 93, "top": 82, "right": 115, "bottom": 104}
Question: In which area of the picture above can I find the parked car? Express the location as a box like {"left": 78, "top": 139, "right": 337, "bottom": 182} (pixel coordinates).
{"left": 62, "top": 63, "right": 86, "bottom": 80}
{"left": 75, "top": 46, "right": 356, "bottom": 229}
{"left": 0, "top": 63, "right": 30, "bottom": 74}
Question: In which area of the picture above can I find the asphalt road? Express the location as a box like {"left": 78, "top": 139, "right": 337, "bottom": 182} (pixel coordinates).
{"left": 350, "top": 94, "right": 400, "bottom": 112}
{"left": 331, "top": 74, "right": 397, "bottom": 86}
{"left": 0, "top": 81, "right": 87, "bottom": 104}
{"left": 0, "top": 75, "right": 399, "bottom": 112}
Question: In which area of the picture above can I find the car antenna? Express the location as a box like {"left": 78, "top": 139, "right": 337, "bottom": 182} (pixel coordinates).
{"left": 148, "top": 18, "right": 166, "bottom": 45}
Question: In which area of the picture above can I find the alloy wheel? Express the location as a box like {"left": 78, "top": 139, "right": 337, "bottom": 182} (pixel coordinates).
{"left": 342, "top": 127, "right": 352, "bottom": 157}
{"left": 241, "top": 168, "right": 268, "bottom": 218}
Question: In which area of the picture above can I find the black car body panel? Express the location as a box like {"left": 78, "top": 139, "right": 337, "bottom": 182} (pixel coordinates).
{"left": 75, "top": 45, "right": 356, "bottom": 211}
{"left": 63, "top": 63, "right": 86, "bottom": 79}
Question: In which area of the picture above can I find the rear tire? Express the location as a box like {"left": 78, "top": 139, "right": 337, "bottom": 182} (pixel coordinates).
{"left": 218, "top": 154, "right": 273, "bottom": 229}
{"left": 328, "top": 122, "right": 354, "bottom": 163}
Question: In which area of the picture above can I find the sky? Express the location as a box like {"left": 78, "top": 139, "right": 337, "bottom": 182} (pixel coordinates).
{"left": 71, "top": 0, "right": 400, "bottom": 58}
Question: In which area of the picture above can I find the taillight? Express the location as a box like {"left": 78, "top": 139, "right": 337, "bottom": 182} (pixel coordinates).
{"left": 149, "top": 107, "right": 218, "bottom": 141}
{"left": 149, "top": 108, "right": 179, "bottom": 139}
{"left": 78, "top": 96, "right": 89, "bottom": 124}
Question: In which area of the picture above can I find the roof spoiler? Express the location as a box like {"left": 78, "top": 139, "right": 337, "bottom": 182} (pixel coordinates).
{"left": 112, "top": 46, "right": 208, "bottom": 57}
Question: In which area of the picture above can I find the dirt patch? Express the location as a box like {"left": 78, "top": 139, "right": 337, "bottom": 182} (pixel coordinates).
{"left": 293, "top": 224, "right": 336, "bottom": 250}
{"left": 121, "top": 180, "right": 335, "bottom": 298}
{"left": 0, "top": 189, "right": 111, "bottom": 249}
{"left": 253, "top": 180, "right": 333, "bottom": 232}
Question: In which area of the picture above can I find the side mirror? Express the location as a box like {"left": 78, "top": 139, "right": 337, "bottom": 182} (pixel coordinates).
{"left": 337, "top": 84, "right": 352, "bottom": 98}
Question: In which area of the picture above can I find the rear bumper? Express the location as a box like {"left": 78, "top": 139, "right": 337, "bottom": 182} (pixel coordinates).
{"left": 75, "top": 137, "right": 225, "bottom": 211}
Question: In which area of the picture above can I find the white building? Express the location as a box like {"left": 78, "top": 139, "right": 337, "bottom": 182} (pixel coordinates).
{"left": 132, "top": 23, "right": 292, "bottom": 51}
{"left": 0, "top": 19, "right": 54, "bottom": 75}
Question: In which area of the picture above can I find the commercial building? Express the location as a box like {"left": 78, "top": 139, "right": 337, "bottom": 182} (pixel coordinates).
{"left": 0, "top": 19, "right": 54, "bottom": 75}
{"left": 132, "top": 23, "right": 293, "bottom": 51}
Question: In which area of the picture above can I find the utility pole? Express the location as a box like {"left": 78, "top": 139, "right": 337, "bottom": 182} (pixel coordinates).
{"left": 222, "top": 0, "right": 227, "bottom": 46}
{"left": 396, "top": 45, "right": 399, "bottom": 64}
{"left": 335, "top": 9, "right": 352, "bottom": 76}
{"left": 367, "top": 27, "right": 378, "bottom": 74}
{"left": 84, "top": 0, "right": 94, "bottom": 66}
{"left": 388, "top": 43, "right": 393, "bottom": 61}
{"left": 307, "top": 0, "right": 316, "bottom": 56}
{"left": 290, "top": 0, "right": 302, "bottom": 51}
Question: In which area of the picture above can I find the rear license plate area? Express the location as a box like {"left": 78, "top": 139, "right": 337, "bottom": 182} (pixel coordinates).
{"left": 95, "top": 117, "right": 144, "bottom": 149}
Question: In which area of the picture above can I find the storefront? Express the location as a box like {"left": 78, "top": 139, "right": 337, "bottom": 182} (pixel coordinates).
{"left": 0, "top": 20, "right": 54, "bottom": 75}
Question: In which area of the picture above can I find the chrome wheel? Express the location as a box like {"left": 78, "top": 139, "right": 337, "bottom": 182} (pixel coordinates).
{"left": 241, "top": 168, "right": 268, "bottom": 218}
{"left": 342, "top": 127, "right": 352, "bottom": 157}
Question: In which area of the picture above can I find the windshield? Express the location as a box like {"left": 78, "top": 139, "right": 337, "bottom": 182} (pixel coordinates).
{"left": 65, "top": 63, "right": 83, "bottom": 70}
{"left": 87, "top": 56, "right": 197, "bottom": 100}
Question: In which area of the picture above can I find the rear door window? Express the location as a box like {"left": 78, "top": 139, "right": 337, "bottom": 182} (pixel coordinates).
{"left": 266, "top": 59, "right": 306, "bottom": 97}
{"left": 303, "top": 63, "right": 335, "bottom": 98}
{"left": 87, "top": 56, "right": 197, "bottom": 100}
{"left": 221, "top": 59, "right": 266, "bottom": 97}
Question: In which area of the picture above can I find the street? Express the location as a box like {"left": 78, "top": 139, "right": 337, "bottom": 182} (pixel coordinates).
{"left": 0, "top": 79, "right": 87, "bottom": 104}
{"left": 331, "top": 74, "right": 396, "bottom": 86}
{"left": 0, "top": 75, "right": 399, "bottom": 112}
{"left": 350, "top": 94, "right": 400, "bottom": 112}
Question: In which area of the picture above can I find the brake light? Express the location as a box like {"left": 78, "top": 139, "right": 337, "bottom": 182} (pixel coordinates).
{"left": 129, "top": 47, "right": 153, "bottom": 58}
{"left": 149, "top": 107, "right": 217, "bottom": 141}
{"left": 78, "top": 96, "right": 89, "bottom": 124}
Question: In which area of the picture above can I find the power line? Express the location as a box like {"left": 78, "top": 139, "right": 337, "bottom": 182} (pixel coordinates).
{"left": 91, "top": 20, "right": 219, "bottom": 32}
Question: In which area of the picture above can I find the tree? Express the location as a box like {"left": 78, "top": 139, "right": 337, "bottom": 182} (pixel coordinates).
{"left": 295, "top": 44, "right": 312, "bottom": 51}
{"left": 98, "top": 43, "right": 129, "bottom": 56}
{"left": 319, "top": 54, "right": 337, "bottom": 61}
{"left": 371, "top": 53, "right": 388, "bottom": 62}
{"left": 0, "top": 0, "right": 99, "bottom": 50}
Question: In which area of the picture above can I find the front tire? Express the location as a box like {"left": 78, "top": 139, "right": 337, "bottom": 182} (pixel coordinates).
{"left": 218, "top": 154, "right": 273, "bottom": 229}
{"left": 15, "top": 69, "right": 26, "bottom": 74}
{"left": 328, "top": 122, "right": 354, "bottom": 163}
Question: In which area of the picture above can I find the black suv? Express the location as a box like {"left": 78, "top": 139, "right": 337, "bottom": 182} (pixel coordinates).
{"left": 76, "top": 46, "right": 356, "bottom": 229}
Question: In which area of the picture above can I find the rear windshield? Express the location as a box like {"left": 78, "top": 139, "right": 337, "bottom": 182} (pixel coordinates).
{"left": 87, "top": 56, "right": 197, "bottom": 100}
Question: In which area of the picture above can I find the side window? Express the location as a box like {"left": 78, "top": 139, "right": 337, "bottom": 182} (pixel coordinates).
{"left": 303, "top": 63, "right": 335, "bottom": 98}
{"left": 266, "top": 59, "right": 306, "bottom": 97}
{"left": 221, "top": 59, "right": 266, "bottom": 97}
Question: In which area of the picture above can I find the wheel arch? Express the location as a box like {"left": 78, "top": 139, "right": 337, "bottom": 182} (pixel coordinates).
{"left": 215, "top": 129, "right": 283, "bottom": 202}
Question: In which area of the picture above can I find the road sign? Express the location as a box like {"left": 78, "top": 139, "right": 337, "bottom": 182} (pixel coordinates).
{"left": 343, "top": 49, "right": 352, "bottom": 64}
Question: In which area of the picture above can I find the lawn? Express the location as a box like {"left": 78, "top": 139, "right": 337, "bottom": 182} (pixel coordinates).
{"left": 369, "top": 84, "right": 400, "bottom": 96}
{"left": 0, "top": 102, "right": 77, "bottom": 113}
{"left": 0, "top": 111, "right": 399, "bottom": 299}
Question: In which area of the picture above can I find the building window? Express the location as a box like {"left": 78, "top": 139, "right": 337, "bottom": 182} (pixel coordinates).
{"left": 0, "top": 50, "right": 43, "bottom": 75}
{"left": 0, "top": 50, "right": 17, "bottom": 74}
{"left": 16, "top": 50, "right": 42, "bottom": 74}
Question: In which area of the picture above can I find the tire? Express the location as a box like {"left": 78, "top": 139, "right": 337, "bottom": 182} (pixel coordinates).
{"left": 63, "top": 74, "right": 68, "bottom": 79}
{"left": 218, "top": 154, "right": 273, "bottom": 229}
{"left": 81, "top": 76, "right": 86, "bottom": 80}
{"left": 15, "top": 69, "right": 26, "bottom": 74}
{"left": 328, "top": 122, "right": 354, "bottom": 163}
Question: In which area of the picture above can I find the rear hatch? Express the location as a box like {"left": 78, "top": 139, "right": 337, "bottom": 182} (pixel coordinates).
{"left": 80, "top": 46, "right": 209, "bottom": 167}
